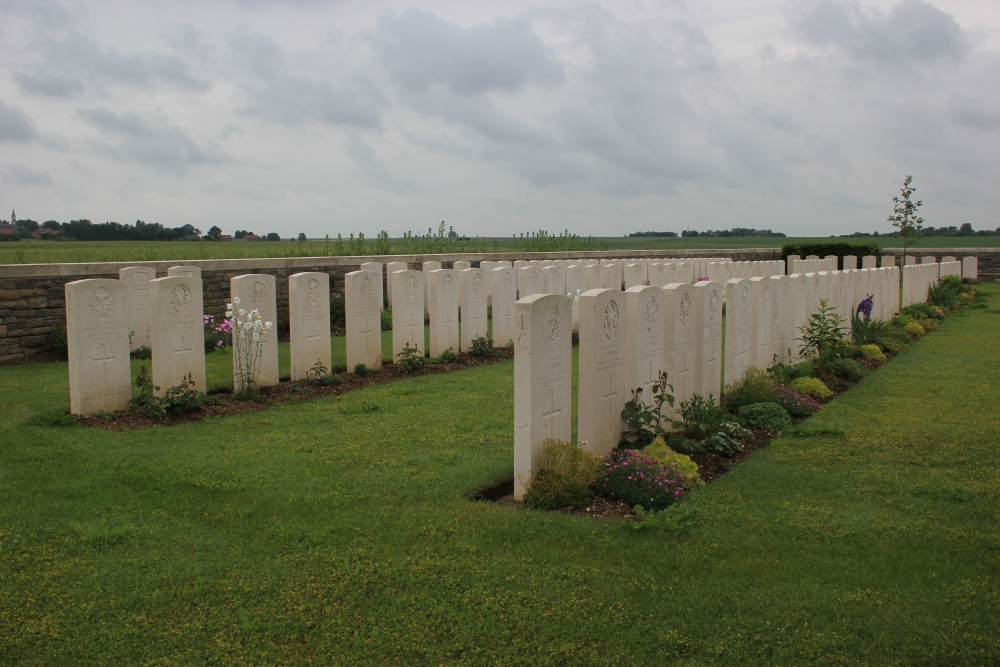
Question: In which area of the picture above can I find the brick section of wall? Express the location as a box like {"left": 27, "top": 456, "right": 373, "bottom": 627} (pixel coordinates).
{"left": 1, "top": 247, "right": 993, "bottom": 364}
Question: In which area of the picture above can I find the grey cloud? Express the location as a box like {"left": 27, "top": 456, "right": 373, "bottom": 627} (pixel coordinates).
{"left": 0, "top": 165, "right": 55, "bottom": 186}
{"left": 372, "top": 9, "right": 564, "bottom": 96}
{"left": 948, "top": 98, "right": 1000, "bottom": 130}
{"left": 0, "top": 101, "right": 39, "bottom": 142}
{"left": 76, "top": 107, "right": 226, "bottom": 173}
{"left": 15, "top": 29, "right": 211, "bottom": 98}
{"left": 790, "top": 0, "right": 966, "bottom": 65}
{"left": 226, "top": 29, "right": 381, "bottom": 128}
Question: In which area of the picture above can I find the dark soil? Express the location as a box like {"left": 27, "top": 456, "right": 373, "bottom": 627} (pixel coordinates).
{"left": 79, "top": 348, "right": 513, "bottom": 431}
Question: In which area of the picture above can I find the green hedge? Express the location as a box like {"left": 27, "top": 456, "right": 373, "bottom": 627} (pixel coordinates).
{"left": 781, "top": 241, "right": 883, "bottom": 262}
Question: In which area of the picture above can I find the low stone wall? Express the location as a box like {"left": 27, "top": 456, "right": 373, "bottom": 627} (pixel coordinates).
{"left": 0, "top": 247, "right": 994, "bottom": 364}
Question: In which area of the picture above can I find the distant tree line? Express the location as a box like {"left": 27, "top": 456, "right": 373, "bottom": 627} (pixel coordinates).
{"left": 841, "top": 223, "right": 1000, "bottom": 238}
{"left": 629, "top": 228, "right": 786, "bottom": 238}
{"left": 3, "top": 219, "right": 281, "bottom": 242}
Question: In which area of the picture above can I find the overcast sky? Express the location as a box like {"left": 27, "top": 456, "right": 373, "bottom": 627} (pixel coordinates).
{"left": 1, "top": 0, "right": 997, "bottom": 238}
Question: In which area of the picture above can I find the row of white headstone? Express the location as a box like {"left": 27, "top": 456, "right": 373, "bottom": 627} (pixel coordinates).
{"left": 512, "top": 264, "right": 927, "bottom": 500}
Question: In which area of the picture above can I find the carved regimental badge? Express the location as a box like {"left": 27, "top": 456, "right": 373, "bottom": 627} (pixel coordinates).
{"left": 171, "top": 284, "right": 192, "bottom": 314}
{"left": 604, "top": 300, "right": 620, "bottom": 340}
{"left": 359, "top": 275, "right": 374, "bottom": 301}
{"left": 528, "top": 269, "right": 538, "bottom": 289}
{"left": 679, "top": 292, "right": 691, "bottom": 326}
{"left": 644, "top": 295, "right": 658, "bottom": 332}
{"left": 250, "top": 280, "right": 267, "bottom": 307}
{"left": 503, "top": 272, "right": 513, "bottom": 291}
{"left": 405, "top": 274, "right": 418, "bottom": 301}
{"left": 543, "top": 305, "right": 562, "bottom": 351}
{"left": 306, "top": 278, "right": 322, "bottom": 305}
{"left": 89, "top": 287, "right": 114, "bottom": 318}
{"left": 442, "top": 273, "right": 454, "bottom": 295}
{"left": 740, "top": 284, "right": 750, "bottom": 320}
{"left": 709, "top": 290, "right": 720, "bottom": 321}
{"left": 472, "top": 272, "right": 483, "bottom": 292}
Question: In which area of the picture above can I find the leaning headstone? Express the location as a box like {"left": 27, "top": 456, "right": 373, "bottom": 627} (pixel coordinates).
{"left": 345, "top": 270, "right": 382, "bottom": 372}
{"left": 724, "top": 279, "right": 753, "bottom": 386}
{"left": 167, "top": 265, "right": 200, "bottom": 279}
{"left": 289, "top": 272, "right": 331, "bottom": 382}
{"left": 513, "top": 294, "right": 572, "bottom": 501}
{"left": 693, "top": 281, "right": 723, "bottom": 402}
{"left": 962, "top": 256, "right": 978, "bottom": 280}
{"left": 624, "top": 286, "right": 664, "bottom": 414}
{"left": 150, "top": 276, "right": 206, "bottom": 396}
{"left": 360, "top": 262, "right": 384, "bottom": 310}
{"left": 491, "top": 266, "right": 517, "bottom": 347}
{"left": 385, "top": 261, "right": 407, "bottom": 308}
{"left": 428, "top": 269, "right": 459, "bottom": 357}
{"left": 578, "top": 288, "right": 627, "bottom": 457}
{"left": 662, "top": 283, "right": 697, "bottom": 418}
{"left": 231, "top": 274, "right": 279, "bottom": 387}
{"left": 65, "top": 278, "right": 132, "bottom": 416}
{"left": 391, "top": 270, "right": 424, "bottom": 358}
{"left": 119, "top": 266, "right": 155, "bottom": 351}
{"left": 460, "top": 268, "right": 488, "bottom": 351}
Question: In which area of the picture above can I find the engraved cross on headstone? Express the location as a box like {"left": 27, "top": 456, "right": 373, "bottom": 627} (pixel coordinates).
{"left": 472, "top": 306, "right": 485, "bottom": 337}
{"left": 642, "top": 361, "right": 657, "bottom": 397}
{"left": 360, "top": 318, "right": 376, "bottom": 354}
{"left": 406, "top": 311, "right": 421, "bottom": 347}
{"left": 94, "top": 343, "right": 115, "bottom": 386}
{"left": 175, "top": 332, "right": 193, "bottom": 355}
{"left": 676, "top": 350, "right": 691, "bottom": 398}
{"left": 541, "top": 387, "right": 561, "bottom": 438}
{"left": 307, "top": 320, "right": 322, "bottom": 340}
{"left": 602, "top": 372, "right": 619, "bottom": 438}
{"left": 443, "top": 311, "right": 457, "bottom": 343}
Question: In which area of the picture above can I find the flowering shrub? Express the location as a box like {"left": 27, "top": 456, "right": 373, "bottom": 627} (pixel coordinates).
{"left": 790, "top": 376, "right": 833, "bottom": 401}
{"left": 226, "top": 296, "right": 273, "bottom": 398}
{"left": 859, "top": 344, "right": 887, "bottom": 362}
{"left": 644, "top": 437, "right": 704, "bottom": 487}
{"left": 598, "top": 449, "right": 693, "bottom": 511}
{"left": 696, "top": 275, "right": 710, "bottom": 282}
{"left": 830, "top": 358, "right": 869, "bottom": 383}
{"left": 772, "top": 384, "right": 821, "bottom": 417}
{"left": 903, "top": 321, "right": 926, "bottom": 337}
{"left": 203, "top": 314, "right": 231, "bottom": 353}
{"left": 523, "top": 439, "right": 604, "bottom": 510}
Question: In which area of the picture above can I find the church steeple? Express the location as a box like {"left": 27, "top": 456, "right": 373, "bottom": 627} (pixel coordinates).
{"left": 10, "top": 210, "right": 15, "bottom": 225}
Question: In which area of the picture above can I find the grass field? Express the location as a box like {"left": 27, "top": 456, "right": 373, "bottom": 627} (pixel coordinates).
{"left": 1, "top": 235, "right": 996, "bottom": 265}
{"left": 1, "top": 287, "right": 998, "bottom": 664}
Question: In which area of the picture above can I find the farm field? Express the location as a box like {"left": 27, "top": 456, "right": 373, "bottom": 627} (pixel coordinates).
{"left": 1, "top": 235, "right": 996, "bottom": 265}
{"left": 0, "top": 286, "right": 997, "bottom": 664}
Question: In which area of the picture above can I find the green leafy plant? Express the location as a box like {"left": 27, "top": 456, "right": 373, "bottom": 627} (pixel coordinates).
{"left": 903, "top": 321, "right": 926, "bottom": 337}
{"left": 129, "top": 345, "right": 152, "bottom": 360}
{"left": 901, "top": 303, "right": 943, "bottom": 321}
{"left": 128, "top": 369, "right": 217, "bottom": 422}
{"left": 722, "top": 366, "right": 775, "bottom": 414}
{"left": 353, "top": 363, "right": 370, "bottom": 376}
{"left": 523, "top": 439, "right": 604, "bottom": 510}
{"left": 703, "top": 422, "right": 750, "bottom": 457}
{"left": 306, "top": 361, "right": 341, "bottom": 386}
{"left": 619, "top": 371, "right": 674, "bottom": 449}
{"left": 672, "top": 393, "right": 728, "bottom": 441}
{"left": 439, "top": 347, "right": 460, "bottom": 363}
{"left": 644, "top": 437, "right": 704, "bottom": 487}
{"left": 859, "top": 344, "right": 887, "bottom": 362}
{"left": 888, "top": 175, "right": 924, "bottom": 303}
{"left": 772, "top": 384, "right": 822, "bottom": 417}
{"left": 891, "top": 314, "right": 912, "bottom": 327}
{"left": 790, "top": 376, "right": 833, "bottom": 401}
{"left": 630, "top": 502, "right": 697, "bottom": 532}
{"left": 768, "top": 360, "right": 814, "bottom": 384}
{"left": 927, "top": 281, "right": 962, "bottom": 310}
{"left": 798, "top": 300, "right": 845, "bottom": 360}
{"left": 226, "top": 297, "right": 273, "bottom": 399}
{"left": 395, "top": 345, "right": 424, "bottom": 373}
{"left": 830, "top": 358, "right": 869, "bottom": 383}
{"left": 598, "top": 449, "right": 694, "bottom": 511}
{"left": 737, "top": 402, "right": 792, "bottom": 433}
{"left": 380, "top": 308, "right": 393, "bottom": 331}
{"left": 48, "top": 323, "right": 68, "bottom": 360}
{"left": 469, "top": 336, "right": 494, "bottom": 359}
{"left": 876, "top": 330, "right": 911, "bottom": 354}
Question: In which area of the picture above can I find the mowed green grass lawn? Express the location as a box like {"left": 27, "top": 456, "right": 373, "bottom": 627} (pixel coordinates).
{"left": 1, "top": 287, "right": 998, "bottom": 665}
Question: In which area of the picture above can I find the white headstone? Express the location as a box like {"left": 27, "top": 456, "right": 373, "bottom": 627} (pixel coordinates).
{"left": 167, "top": 265, "right": 200, "bottom": 279}
{"left": 662, "top": 283, "right": 697, "bottom": 417}
{"left": 542, "top": 265, "right": 565, "bottom": 296}
{"left": 428, "top": 269, "right": 459, "bottom": 357}
{"left": 391, "top": 270, "right": 424, "bottom": 359}
{"left": 460, "top": 268, "right": 488, "bottom": 351}
{"left": 693, "top": 281, "right": 723, "bottom": 402}
{"left": 385, "top": 261, "right": 407, "bottom": 308}
{"left": 724, "top": 279, "right": 753, "bottom": 386}
{"left": 921, "top": 256, "right": 936, "bottom": 264}
{"left": 513, "top": 294, "right": 572, "bottom": 501}
{"left": 453, "top": 260, "right": 472, "bottom": 272}
{"left": 150, "top": 276, "right": 206, "bottom": 396}
{"left": 65, "top": 278, "right": 132, "bottom": 415}
{"left": 770, "top": 275, "right": 791, "bottom": 364}
{"left": 862, "top": 255, "right": 877, "bottom": 269}
{"left": 881, "top": 255, "right": 896, "bottom": 268}
{"left": 518, "top": 265, "right": 544, "bottom": 299}
{"left": 491, "top": 266, "right": 517, "bottom": 347}
{"left": 480, "top": 260, "right": 497, "bottom": 304}
{"left": 962, "top": 256, "right": 978, "bottom": 280}
{"left": 345, "top": 270, "right": 382, "bottom": 371}
{"left": 422, "top": 261, "right": 442, "bottom": 317}
{"left": 289, "top": 272, "right": 331, "bottom": 382}
{"left": 360, "top": 262, "right": 384, "bottom": 310}
{"left": 119, "top": 266, "right": 155, "bottom": 351}
{"left": 231, "top": 274, "right": 279, "bottom": 387}
{"left": 578, "top": 288, "right": 627, "bottom": 456}
{"left": 624, "top": 285, "right": 664, "bottom": 416}
{"left": 624, "top": 263, "right": 645, "bottom": 289}
{"left": 843, "top": 255, "right": 858, "bottom": 270}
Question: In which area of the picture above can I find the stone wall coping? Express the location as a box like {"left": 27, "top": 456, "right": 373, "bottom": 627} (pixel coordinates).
{"left": 0, "top": 248, "right": 788, "bottom": 278}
